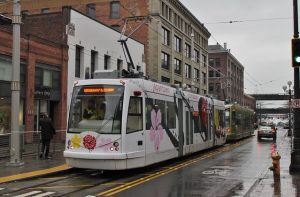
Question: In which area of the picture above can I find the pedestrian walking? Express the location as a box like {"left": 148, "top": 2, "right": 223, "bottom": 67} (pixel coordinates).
{"left": 39, "top": 112, "right": 56, "bottom": 159}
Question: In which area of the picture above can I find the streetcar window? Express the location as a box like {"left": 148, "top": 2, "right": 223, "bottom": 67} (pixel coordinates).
{"left": 167, "top": 101, "right": 176, "bottom": 129}
{"left": 155, "top": 99, "right": 166, "bottom": 127}
{"left": 145, "top": 98, "right": 154, "bottom": 130}
{"left": 127, "top": 97, "right": 143, "bottom": 133}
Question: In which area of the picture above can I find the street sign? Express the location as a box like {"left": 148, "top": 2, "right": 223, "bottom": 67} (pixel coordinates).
{"left": 291, "top": 99, "right": 300, "bottom": 108}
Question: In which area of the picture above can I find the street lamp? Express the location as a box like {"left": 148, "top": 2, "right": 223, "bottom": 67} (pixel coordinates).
{"left": 283, "top": 81, "right": 293, "bottom": 136}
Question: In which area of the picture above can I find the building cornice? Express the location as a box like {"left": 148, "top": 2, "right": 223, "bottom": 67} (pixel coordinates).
{"left": 168, "top": 0, "right": 210, "bottom": 37}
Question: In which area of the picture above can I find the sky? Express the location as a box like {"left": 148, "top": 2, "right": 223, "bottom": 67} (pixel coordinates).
{"left": 180, "top": 0, "right": 294, "bottom": 95}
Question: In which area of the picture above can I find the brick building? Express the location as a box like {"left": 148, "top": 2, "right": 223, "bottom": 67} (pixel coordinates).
{"left": 208, "top": 43, "right": 244, "bottom": 104}
{"left": 243, "top": 94, "right": 256, "bottom": 110}
{"left": 0, "top": 25, "right": 68, "bottom": 142}
{"left": 0, "top": 0, "right": 211, "bottom": 94}
{"left": 0, "top": 6, "right": 144, "bottom": 141}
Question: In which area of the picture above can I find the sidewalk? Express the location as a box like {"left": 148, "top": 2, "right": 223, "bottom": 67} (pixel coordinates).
{"left": 249, "top": 134, "right": 300, "bottom": 196}
{"left": 0, "top": 143, "right": 68, "bottom": 184}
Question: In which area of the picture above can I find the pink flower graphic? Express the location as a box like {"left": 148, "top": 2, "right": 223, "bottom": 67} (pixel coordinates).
{"left": 149, "top": 109, "right": 164, "bottom": 151}
{"left": 100, "top": 137, "right": 112, "bottom": 152}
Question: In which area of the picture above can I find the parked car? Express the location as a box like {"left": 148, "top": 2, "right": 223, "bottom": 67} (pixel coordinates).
{"left": 257, "top": 124, "right": 277, "bottom": 141}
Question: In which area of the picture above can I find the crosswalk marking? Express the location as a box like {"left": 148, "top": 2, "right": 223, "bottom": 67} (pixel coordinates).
{"left": 14, "top": 191, "right": 42, "bottom": 197}
{"left": 0, "top": 188, "right": 4, "bottom": 191}
{"left": 32, "top": 192, "right": 56, "bottom": 197}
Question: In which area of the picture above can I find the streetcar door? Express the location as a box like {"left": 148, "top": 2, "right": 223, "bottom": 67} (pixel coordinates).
{"left": 178, "top": 98, "right": 184, "bottom": 157}
{"left": 125, "top": 96, "right": 145, "bottom": 165}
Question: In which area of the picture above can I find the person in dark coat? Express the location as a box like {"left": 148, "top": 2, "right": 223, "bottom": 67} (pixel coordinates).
{"left": 39, "top": 112, "right": 56, "bottom": 159}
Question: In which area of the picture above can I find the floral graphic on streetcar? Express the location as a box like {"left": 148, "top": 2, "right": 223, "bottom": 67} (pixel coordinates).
{"left": 83, "top": 134, "right": 97, "bottom": 151}
{"left": 70, "top": 134, "right": 81, "bottom": 149}
{"left": 214, "top": 110, "right": 226, "bottom": 139}
{"left": 149, "top": 108, "right": 164, "bottom": 151}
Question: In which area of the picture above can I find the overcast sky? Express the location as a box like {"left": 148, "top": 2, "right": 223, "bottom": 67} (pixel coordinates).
{"left": 180, "top": 0, "right": 294, "bottom": 95}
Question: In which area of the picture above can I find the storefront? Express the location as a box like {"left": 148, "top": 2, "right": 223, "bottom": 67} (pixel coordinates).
{"left": 34, "top": 63, "right": 61, "bottom": 131}
{"left": 0, "top": 54, "right": 25, "bottom": 134}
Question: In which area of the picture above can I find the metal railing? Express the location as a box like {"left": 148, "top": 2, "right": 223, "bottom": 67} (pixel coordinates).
{"left": 0, "top": 130, "right": 65, "bottom": 160}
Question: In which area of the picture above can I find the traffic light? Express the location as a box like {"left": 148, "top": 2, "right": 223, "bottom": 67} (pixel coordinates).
{"left": 292, "top": 38, "right": 300, "bottom": 67}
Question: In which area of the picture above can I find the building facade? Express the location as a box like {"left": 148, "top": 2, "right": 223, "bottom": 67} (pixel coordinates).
{"left": 0, "top": 26, "right": 68, "bottom": 142}
{"left": 0, "top": 7, "right": 144, "bottom": 142}
{"left": 208, "top": 44, "right": 244, "bottom": 104}
{"left": 0, "top": 0, "right": 211, "bottom": 94}
{"left": 243, "top": 94, "right": 256, "bottom": 110}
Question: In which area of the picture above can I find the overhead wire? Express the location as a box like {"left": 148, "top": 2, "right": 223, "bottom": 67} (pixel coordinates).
{"left": 203, "top": 17, "right": 292, "bottom": 25}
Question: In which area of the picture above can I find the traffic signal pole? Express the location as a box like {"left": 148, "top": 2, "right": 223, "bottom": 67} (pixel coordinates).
{"left": 290, "top": 0, "right": 300, "bottom": 172}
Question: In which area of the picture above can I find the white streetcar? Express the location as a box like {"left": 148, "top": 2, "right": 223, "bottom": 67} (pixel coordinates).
{"left": 64, "top": 71, "right": 226, "bottom": 170}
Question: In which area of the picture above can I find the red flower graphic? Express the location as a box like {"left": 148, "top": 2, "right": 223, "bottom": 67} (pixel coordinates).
{"left": 83, "top": 135, "right": 96, "bottom": 150}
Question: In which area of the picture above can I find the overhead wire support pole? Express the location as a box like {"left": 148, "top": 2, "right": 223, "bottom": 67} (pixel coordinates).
{"left": 7, "top": 0, "right": 24, "bottom": 166}
{"left": 118, "top": 16, "right": 151, "bottom": 71}
{"left": 290, "top": 0, "right": 300, "bottom": 172}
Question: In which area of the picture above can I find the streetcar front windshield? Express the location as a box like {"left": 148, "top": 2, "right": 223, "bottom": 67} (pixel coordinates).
{"left": 68, "top": 85, "right": 124, "bottom": 134}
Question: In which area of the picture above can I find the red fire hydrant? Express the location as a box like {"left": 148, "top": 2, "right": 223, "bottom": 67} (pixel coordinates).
{"left": 269, "top": 151, "right": 281, "bottom": 176}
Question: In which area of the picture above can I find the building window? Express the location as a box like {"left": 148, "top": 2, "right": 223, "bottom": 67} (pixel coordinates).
{"left": 194, "top": 49, "right": 200, "bottom": 63}
{"left": 202, "top": 72, "right": 207, "bottom": 84}
{"left": 215, "top": 58, "right": 221, "bottom": 66}
{"left": 87, "top": 3, "right": 96, "bottom": 18}
{"left": 209, "top": 70, "right": 214, "bottom": 78}
{"left": 75, "top": 46, "right": 82, "bottom": 78}
{"left": 117, "top": 59, "right": 123, "bottom": 71}
{"left": 161, "top": 27, "right": 170, "bottom": 46}
{"left": 161, "top": 76, "right": 170, "bottom": 83}
{"left": 110, "top": 1, "right": 120, "bottom": 18}
{"left": 209, "top": 84, "right": 214, "bottom": 92}
{"left": 185, "top": 43, "right": 191, "bottom": 58}
{"left": 174, "top": 35, "right": 181, "bottom": 52}
{"left": 43, "top": 70, "right": 52, "bottom": 87}
{"left": 35, "top": 65, "right": 60, "bottom": 89}
{"left": 41, "top": 8, "right": 49, "bottom": 13}
{"left": 185, "top": 64, "right": 191, "bottom": 79}
{"left": 91, "top": 50, "right": 97, "bottom": 79}
{"left": 216, "top": 70, "right": 221, "bottom": 77}
{"left": 202, "top": 54, "right": 207, "bottom": 66}
{"left": 209, "top": 58, "right": 214, "bottom": 67}
{"left": 174, "top": 58, "right": 181, "bottom": 75}
{"left": 104, "top": 55, "right": 111, "bottom": 70}
{"left": 193, "top": 68, "right": 199, "bottom": 82}
{"left": 161, "top": 52, "right": 170, "bottom": 70}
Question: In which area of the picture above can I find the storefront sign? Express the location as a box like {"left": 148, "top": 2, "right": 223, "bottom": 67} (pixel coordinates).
{"left": 34, "top": 87, "right": 51, "bottom": 100}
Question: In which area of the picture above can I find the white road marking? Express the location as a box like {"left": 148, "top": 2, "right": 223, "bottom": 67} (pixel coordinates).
{"left": 14, "top": 191, "right": 42, "bottom": 197}
{"left": 32, "top": 192, "right": 56, "bottom": 197}
{"left": 0, "top": 188, "right": 4, "bottom": 191}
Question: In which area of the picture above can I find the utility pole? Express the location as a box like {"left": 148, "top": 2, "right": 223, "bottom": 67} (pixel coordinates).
{"left": 7, "top": 0, "right": 23, "bottom": 166}
{"left": 290, "top": 0, "right": 300, "bottom": 172}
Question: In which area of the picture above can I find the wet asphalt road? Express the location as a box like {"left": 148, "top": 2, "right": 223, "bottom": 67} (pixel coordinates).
{"left": 112, "top": 129, "right": 295, "bottom": 197}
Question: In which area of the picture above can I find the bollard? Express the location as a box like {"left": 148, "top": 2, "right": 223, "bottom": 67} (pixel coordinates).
{"left": 269, "top": 151, "right": 281, "bottom": 176}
